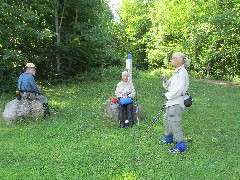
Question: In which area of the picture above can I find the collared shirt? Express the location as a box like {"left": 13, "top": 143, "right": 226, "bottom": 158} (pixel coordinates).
{"left": 163, "top": 65, "right": 189, "bottom": 108}
{"left": 18, "top": 72, "right": 40, "bottom": 94}
{"left": 115, "top": 81, "right": 136, "bottom": 98}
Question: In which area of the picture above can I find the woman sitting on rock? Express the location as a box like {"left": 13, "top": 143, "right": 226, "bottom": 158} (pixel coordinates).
{"left": 115, "top": 71, "right": 136, "bottom": 128}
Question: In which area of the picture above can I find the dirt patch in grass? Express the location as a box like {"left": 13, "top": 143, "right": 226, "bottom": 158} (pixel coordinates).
{"left": 198, "top": 79, "right": 240, "bottom": 87}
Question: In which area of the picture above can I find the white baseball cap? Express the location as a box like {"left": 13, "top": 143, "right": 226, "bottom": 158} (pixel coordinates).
{"left": 25, "top": 63, "right": 36, "bottom": 68}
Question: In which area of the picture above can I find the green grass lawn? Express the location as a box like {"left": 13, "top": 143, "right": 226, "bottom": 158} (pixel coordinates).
{"left": 0, "top": 71, "right": 240, "bottom": 179}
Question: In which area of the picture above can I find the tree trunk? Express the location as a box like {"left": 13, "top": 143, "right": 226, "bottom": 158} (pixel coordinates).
{"left": 55, "top": 5, "right": 61, "bottom": 74}
{"left": 194, "top": 38, "right": 197, "bottom": 63}
{"left": 54, "top": 0, "right": 65, "bottom": 74}
{"left": 74, "top": 8, "right": 78, "bottom": 34}
{"left": 222, "top": 59, "right": 226, "bottom": 76}
{"left": 69, "top": 8, "right": 79, "bottom": 69}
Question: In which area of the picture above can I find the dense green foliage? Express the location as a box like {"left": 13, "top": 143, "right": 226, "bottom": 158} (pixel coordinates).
{"left": 1, "top": 0, "right": 239, "bottom": 93}
{"left": 0, "top": 70, "right": 239, "bottom": 179}
{"left": 1, "top": 0, "right": 239, "bottom": 177}
{"left": 0, "top": 0, "right": 121, "bottom": 92}
{"left": 117, "top": 0, "right": 240, "bottom": 78}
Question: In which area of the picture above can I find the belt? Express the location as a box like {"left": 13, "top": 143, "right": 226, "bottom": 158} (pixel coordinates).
{"left": 20, "top": 90, "right": 41, "bottom": 95}
{"left": 20, "top": 90, "right": 34, "bottom": 93}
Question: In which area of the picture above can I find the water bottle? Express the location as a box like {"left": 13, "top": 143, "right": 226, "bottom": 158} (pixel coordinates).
{"left": 16, "top": 90, "right": 21, "bottom": 100}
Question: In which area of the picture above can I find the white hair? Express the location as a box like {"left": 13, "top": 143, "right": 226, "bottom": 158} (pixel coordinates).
{"left": 122, "top": 71, "right": 129, "bottom": 77}
{"left": 172, "top": 52, "right": 190, "bottom": 67}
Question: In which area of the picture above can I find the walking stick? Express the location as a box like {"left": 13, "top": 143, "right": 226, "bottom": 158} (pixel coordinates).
{"left": 139, "top": 104, "right": 166, "bottom": 143}
{"left": 135, "top": 104, "right": 166, "bottom": 165}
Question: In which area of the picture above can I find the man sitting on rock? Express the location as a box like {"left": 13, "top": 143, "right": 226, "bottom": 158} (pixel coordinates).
{"left": 18, "top": 63, "right": 50, "bottom": 117}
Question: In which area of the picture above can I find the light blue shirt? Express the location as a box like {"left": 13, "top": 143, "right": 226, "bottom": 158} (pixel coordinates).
{"left": 18, "top": 72, "right": 40, "bottom": 94}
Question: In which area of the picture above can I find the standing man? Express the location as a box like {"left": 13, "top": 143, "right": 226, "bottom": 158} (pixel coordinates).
{"left": 18, "top": 63, "right": 50, "bottom": 117}
{"left": 159, "top": 52, "right": 190, "bottom": 153}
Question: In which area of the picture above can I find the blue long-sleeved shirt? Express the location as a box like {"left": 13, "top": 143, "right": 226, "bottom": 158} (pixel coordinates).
{"left": 18, "top": 72, "right": 40, "bottom": 94}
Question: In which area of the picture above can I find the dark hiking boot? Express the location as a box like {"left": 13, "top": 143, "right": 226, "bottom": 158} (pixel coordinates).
{"left": 43, "top": 103, "right": 50, "bottom": 117}
{"left": 120, "top": 121, "right": 124, "bottom": 128}
{"left": 129, "top": 121, "right": 133, "bottom": 128}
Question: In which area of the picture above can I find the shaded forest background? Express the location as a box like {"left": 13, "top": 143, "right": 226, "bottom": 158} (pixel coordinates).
{"left": 0, "top": 0, "right": 239, "bottom": 92}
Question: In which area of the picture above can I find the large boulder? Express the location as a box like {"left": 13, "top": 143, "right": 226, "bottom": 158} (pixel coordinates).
{"left": 103, "top": 99, "right": 144, "bottom": 125}
{"left": 2, "top": 98, "right": 44, "bottom": 125}
{"left": 103, "top": 99, "right": 119, "bottom": 120}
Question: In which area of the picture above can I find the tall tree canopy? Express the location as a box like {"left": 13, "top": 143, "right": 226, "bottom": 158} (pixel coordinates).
{"left": 0, "top": 0, "right": 120, "bottom": 92}
{"left": 1, "top": 0, "right": 239, "bottom": 92}
{"left": 117, "top": 0, "right": 240, "bottom": 78}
